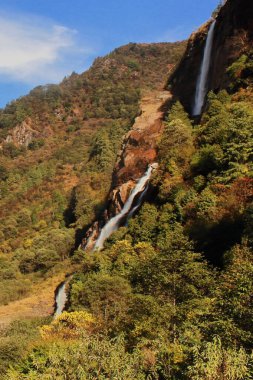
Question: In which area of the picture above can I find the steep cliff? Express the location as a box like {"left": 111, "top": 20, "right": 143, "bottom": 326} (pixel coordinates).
{"left": 113, "top": 91, "right": 171, "bottom": 187}
{"left": 169, "top": 0, "right": 253, "bottom": 113}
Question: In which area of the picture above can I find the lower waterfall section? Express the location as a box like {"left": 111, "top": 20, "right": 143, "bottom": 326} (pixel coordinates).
{"left": 54, "top": 282, "right": 68, "bottom": 318}
{"left": 94, "top": 163, "right": 158, "bottom": 251}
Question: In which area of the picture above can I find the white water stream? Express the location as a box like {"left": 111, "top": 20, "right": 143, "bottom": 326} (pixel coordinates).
{"left": 54, "top": 282, "right": 67, "bottom": 318}
{"left": 94, "top": 164, "right": 157, "bottom": 250}
{"left": 126, "top": 180, "right": 149, "bottom": 222}
{"left": 193, "top": 20, "right": 216, "bottom": 116}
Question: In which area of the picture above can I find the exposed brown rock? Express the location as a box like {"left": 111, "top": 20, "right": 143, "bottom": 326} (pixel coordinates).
{"left": 113, "top": 90, "right": 171, "bottom": 187}
{"left": 109, "top": 180, "right": 136, "bottom": 214}
{"left": 82, "top": 221, "right": 99, "bottom": 250}
{"left": 4, "top": 117, "right": 53, "bottom": 147}
{"left": 5, "top": 118, "right": 39, "bottom": 147}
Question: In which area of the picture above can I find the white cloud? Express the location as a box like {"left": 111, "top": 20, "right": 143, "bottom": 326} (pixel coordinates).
{"left": 0, "top": 13, "right": 93, "bottom": 84}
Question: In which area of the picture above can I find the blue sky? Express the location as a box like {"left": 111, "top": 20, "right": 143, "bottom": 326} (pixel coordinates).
{"left": 0, "top": 0, "right": 220, "bottom": 108}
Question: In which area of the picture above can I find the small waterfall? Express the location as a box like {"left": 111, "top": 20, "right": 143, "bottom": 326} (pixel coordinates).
{"left": 193, "top": 20, "right": 216, "bottom": 116}
{"left": 94, "top": 163, "right": 157, "bottom": 251}
{"left": 54, "top": 282, "right": 67, "bottom": 318}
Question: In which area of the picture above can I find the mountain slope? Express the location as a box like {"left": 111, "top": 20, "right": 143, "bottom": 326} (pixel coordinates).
{"left": 0, "top": 42, "right": 186, "bottom": 323}
{"left": 2, "top": 0, "right": 253, "bottom": 378}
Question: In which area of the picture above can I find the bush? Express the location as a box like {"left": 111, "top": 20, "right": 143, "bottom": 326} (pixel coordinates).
{"left": 5, "top": 335, "right": 148, "bottom": 380}
{"left": 0, "top": 165, "right": 8, "bottom": 181}
{"left": 28, "top": 139, "right": 45, "bottom": 150}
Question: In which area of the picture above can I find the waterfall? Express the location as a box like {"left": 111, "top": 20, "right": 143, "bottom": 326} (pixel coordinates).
{"left": 54, "top": 282, "right": 67, "bottom": 318}
{"left": 94, "top": 163, "right": 157, "bottom": 251}
{"left": 126, "top": 181, "right": 149, "bottom": 222}
{"left": 193, "top": 20, "right": 216, "bottom": 116}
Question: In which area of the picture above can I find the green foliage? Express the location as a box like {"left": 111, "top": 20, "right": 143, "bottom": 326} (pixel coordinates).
{"left": 15, "top": 228, "right": 75, "bottom": 274}
{"left": 167, "top": 101, "right": 192, "bottom": 126}
{"left": 195, "top": 187, "right": 217, "bottom": 219}
{"left": 68, "top": 228, "right": 215, "bottom": 371}
{"left": 191, "top": 144, "right": 224, "bottom": 175}
{"left": 0, "top": 278, "right": 31, "bottom": 305}
{"left": 27, "top": 139, "right": 45, "bottom": 150}
{"left": 188, "top": 337, "right": 252, "bottom": 380}
{"left": 159, "top": 102, "right": 193, "bottom": 174}
{"left": 89, "top": 129, "right": 115, "bottom": 171}
{"left": 0, "top": 164, "right": 8, "bottom": 181}
{"left": 0, "top": 317, "right": 51, "bottom": 376}
{"left": 227, "top": 55, "right": 248, "bottom": 79}
{"left": 211, "top": 243, "right": 253, "bottom": 346}
{"left": 2, "top": 143, "right": 24, "bottom": 158}
{"left": 227, "top": 51, "right": 253, "bottom": 90}
{"left": 128, "top": 203, "right": 158, "bottom": 243}
{"left": 127, "top": 60, "right": 140, "bottom": 70}
{"left": 70, "top": 273, "right": 132, "bottom": 333}
{"left": 5, "top": 335, "right": 148, "bottom": 380}
{"left": 195, "top": 93, "right": 253, "bottom": 181}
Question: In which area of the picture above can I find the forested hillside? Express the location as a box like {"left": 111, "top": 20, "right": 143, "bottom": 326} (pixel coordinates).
{"left": 1, "top": 0, "right": 253, "bottom": 379}
{"left": 5, "top": 59, "right": 253, "bottom": 379}
{"left": 0, "top": 41, "right": 185, "bottom": 303}
{"left": 0, "top": 42, "right": 187, "bottom": 375}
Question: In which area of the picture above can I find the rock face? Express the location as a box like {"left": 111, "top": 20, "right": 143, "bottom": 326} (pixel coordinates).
{"left": 109, "top": 180, "right": 136, "bottom": 214}
{"left": 113, "top": 91, "right": 171, "bottom": 186}
{"left": 169, "top": 0, "right": 253, "bottom": 114}
{"left": 4, "top": 117, "right": 53, "bottom": 147}
{"left": 169, "top": 21, "right": 212, "bottom": 115}
{"left": 82, "top": 90, "right": 171, "bottom": 249}
{"left": 5, "top": 118, "right": 39, "bottom": 147}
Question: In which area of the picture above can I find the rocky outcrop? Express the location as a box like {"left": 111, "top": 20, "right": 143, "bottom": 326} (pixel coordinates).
{"left": 3, "top": 117, "right": 53, "bottom": 147}
{"left": 169, "top": 0, "right": 253, "bottom": 114}
{"left": 103, "top": 91, "right": 171, "bottom": 213}
{"left": 113, "top": 91, "right": 171, "bottom": 186}
{"left": 209, "top": 0, "right": 253, "bottom": 91}
{"left": 5, "top": 118, "right": 39, "bottom": 147}
{"left": 109, "top": 180, "right": 136, "bottom": 214}
{"left": 82, "top": 91, "right": 170, "bottom": 249}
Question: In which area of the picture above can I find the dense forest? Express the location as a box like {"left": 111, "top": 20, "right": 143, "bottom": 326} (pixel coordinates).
{"left": 0, "top": 0, "right": 253, "bottom": 378}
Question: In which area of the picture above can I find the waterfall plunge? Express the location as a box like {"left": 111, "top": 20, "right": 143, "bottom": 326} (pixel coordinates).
{"left": 54, "top": 282, "right": 67, "bottom": 318}
{"left": 193, "top": 20, "right": 216, "bottom": 116}
{"left": 94, "top": 164, "right": 157, "bottom": 251}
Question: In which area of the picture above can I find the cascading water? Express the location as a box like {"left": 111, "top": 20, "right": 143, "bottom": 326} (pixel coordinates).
{"left": 126, "top": 181, "right": 149, "bottom": 222}
{"left": 54, "top": 282, "right": 67, "bottom": 318}
{"left": 94, "top": 163, "right": 157, "bottom": 251}
{"left": 193, "top": 20, "right": 216, "bottom": 116}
